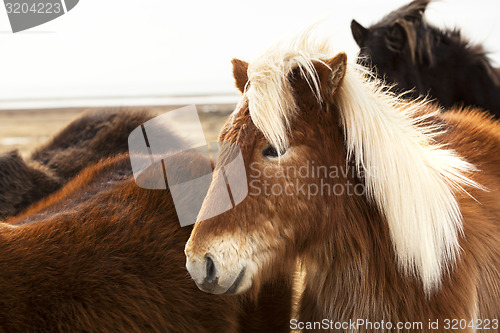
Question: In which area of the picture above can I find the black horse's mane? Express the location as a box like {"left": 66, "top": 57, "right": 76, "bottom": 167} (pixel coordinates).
{"left": 401, "top": 18, "right": 499, "bottom": 86}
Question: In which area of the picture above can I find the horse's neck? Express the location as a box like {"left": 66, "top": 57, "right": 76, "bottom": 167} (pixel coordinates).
{"left": 430, "top": 41, "right": 500, "bottom": 111}
{"left": 300, "top": 236, "right": 397, "bottom": 324}
{"left": 297, "top": 196, "right": 432, "bottom": 329}
{"left": 297, "top": 198, "right": 482, "bottom": 332}
{"left": 297, "top": 198, "right": 398, "bottom": 322}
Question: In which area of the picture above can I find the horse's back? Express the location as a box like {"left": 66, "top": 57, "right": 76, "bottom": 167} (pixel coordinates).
{"left": 30, "top": 108, "right": 164, "bottom": 179}
{"left": 441, "top": 107, "right": 500, "bottom": 319}
{"left": 1, "top": 154, "right": 292, "bottom": 332}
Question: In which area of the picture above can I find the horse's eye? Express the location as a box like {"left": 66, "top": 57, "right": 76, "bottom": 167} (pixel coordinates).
{"left": 262, "top": 145, "right": 284, "bottom": 158}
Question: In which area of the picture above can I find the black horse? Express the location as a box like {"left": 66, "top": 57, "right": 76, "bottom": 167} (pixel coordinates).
{"left": 351, "top": 0, "right": 500, "bottom": 117}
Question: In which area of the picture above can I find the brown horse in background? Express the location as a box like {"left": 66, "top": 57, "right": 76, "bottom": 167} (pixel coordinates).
{"left": 0, "top": 150, "right": 61, "bottom": 219}
{"left": 1, "top": 150, "right": 292, "bottom": 332}
{"left": 185, "top": 33, "right": 500, "bottom": 332}
{"left": 0, "top": 108, "right": 165, "bottom": 219}
{"left": 350, "top": 0, "right": 500, "bottom": 117}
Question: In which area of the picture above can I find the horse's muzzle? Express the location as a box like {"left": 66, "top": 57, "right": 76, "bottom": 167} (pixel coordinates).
{"left": 186, "top": 255, "right": 245, "bottom": 295}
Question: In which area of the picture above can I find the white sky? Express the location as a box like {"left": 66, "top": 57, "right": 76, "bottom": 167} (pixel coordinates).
{"left": 0, "top": 0, "right": 499, "bottom": 106}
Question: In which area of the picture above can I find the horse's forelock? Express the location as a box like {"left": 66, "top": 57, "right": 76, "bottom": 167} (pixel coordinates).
{"left": 243, "top": 31, "right": 334, "bottom": 155}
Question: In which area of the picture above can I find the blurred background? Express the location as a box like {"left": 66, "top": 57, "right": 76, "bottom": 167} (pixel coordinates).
{"left": 0, "top": 0, "right": 499, "bottom": 153}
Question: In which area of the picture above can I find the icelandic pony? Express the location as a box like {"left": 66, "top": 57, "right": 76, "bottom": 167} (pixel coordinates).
{"left": 1, "top": 152, "right": 292, "bottom": 332}
{"left": 350, "top": 0, "right": 500, "bottom": 117}
{"left": 185, "top": 34, "right": 500, "bottom": 332}
{"left": 0, "top": 108, "right": 165, "bottom": 219}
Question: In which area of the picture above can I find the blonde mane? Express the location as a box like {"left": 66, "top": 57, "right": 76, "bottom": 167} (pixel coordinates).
{"left": 246, "top": 31, "right": 330, "bottom": 153}
{"left": 245, "top": 33, "right": 483, "bottom": 294}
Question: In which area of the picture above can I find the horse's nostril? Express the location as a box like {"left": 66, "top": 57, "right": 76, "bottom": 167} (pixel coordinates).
{"left": 205, "top": 256, "right": 216, "bottom": 283}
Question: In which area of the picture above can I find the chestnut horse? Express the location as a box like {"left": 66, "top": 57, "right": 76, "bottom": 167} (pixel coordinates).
{"left": 350, "top": 0, "right": 500, "bottom": 118}
{"left": 185, "top": 34, "right": 500, "bottom": 332}
{"left": 0, "top": 108, "right": 164, "bottom": 219}
{"left": 1, "top": 150, "right": 292, "bottom": 331}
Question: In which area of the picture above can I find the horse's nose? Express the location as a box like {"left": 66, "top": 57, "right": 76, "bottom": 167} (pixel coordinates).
{"left": 186, "top": 254, "right": 223, "bottom": 294}
{"left": 205, "top": 256, "right": 217, "bottom": 284}
{"left": 198, "top": 256, "right": 219, "bottom": 292}
{"left": 186, "top": 251, "right": 247, "bottom": 294}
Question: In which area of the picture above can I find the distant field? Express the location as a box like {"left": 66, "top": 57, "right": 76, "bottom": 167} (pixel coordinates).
{"left": 0, "top": 105, "right": 234, "bottom": 155}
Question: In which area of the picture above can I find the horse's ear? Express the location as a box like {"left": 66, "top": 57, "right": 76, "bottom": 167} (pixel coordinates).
{"left": 351, "top": 20, "right": 368, "bottom": 47}
{"left": 315, "top": 53, "right": 347, "bottom": 104}
{"left": 231, "top": 59, "right": 249, "bottom": 94}
{"left": 326, "top": 52, "right": 348, "bottom": 92}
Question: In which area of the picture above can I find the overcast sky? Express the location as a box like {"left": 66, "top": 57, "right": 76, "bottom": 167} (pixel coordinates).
{"left": 0, "top": 0, "right": 499, "bottom": 106}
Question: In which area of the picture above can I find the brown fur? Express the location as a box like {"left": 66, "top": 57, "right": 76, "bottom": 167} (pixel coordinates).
{"left": 30, "top": 108, "right": 174, "bottom": 180}
{"left": 1, "top": 153, "right": 292, "bottom": 332}
{"left": 0, "top": 151, "right": 62, "bottom": 220}
{"left": 186, "top": 56, "right": 500, "bottom": 332}
{"left": 0, "top": 108, "right": 164, "bottom": 219}
{"left": 231, "top": 59, "right": 249, "bottom": 94}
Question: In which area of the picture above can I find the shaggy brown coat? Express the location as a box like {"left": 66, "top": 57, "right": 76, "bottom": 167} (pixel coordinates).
{"left": 0, "top": 108, "right": 165, "bottom": 219}
{"left": 1, "top": 154, "right": 292, "bottom": 332}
